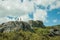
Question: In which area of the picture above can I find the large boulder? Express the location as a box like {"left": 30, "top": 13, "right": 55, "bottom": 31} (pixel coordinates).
{"left": 49, "top": 28, "right": 60, "bottom": 37}
{"left": 28, "top": 20, "right": 45, "bottom": 28}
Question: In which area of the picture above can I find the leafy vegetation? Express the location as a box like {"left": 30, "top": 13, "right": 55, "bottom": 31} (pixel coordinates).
{"left": 0, "top": 26, "right": 60, "bottom": 40}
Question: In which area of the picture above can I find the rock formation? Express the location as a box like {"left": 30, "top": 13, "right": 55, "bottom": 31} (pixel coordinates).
{"left": 0, "top": 21, "right": 34, "bottom": 33}
{"left": 29, "top": 20, "right": 45, "bottom": 28}
{"left": 0, "top": 20, "right": 45, "bottom": 33}
{"left": 49, "top": 28, "right": 60, "bottom": 37}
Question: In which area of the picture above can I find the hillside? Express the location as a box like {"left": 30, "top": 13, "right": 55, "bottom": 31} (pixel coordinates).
{"left": 0, "top": 20, "right": 45, "bottom": 33}
{"left": 0, "top": 21, "right": 60, "bottom": 40}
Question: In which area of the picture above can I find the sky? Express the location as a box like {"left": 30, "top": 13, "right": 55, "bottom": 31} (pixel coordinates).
{"left": 0, "top": 0, "right": 60, "bottom": 26}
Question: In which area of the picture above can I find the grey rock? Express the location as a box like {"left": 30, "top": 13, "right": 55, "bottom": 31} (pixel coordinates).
{"left": 49, "top": 28, "right": 60, "bottom": 36}
{"left": 0, "top": 20, "right": 45, "bottom": 33}
{"left": 29, "top": 20, "right": 45, "bottom": 28}
{"left": 0, "top": 21, "right": 35, "bottom": 33}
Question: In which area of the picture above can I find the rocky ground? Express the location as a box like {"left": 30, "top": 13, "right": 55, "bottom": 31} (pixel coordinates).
{"left": 0, "top": 20, "right": 60, "bottom": 40}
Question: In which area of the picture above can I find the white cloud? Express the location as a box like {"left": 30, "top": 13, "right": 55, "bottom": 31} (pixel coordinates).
{"left": 0, "top": 0, "right": 47, "bottom": 22}
{"left": 0, "top": 17, "right": 9, "bottom": 24}
{"left": 53, "top": 19, "right": 58, "bottom": 23}
{"left": 0, "top": 0, "right": 60, "bottom": 23}
{"left": 19, "top": 14, "right": 29, "bottom": 21}
{"left": 45, "top": 20, "right": 49, "bottom": 23}
{"left": 57, "top": 12, "right": 60, "bottom": 14}
{"left": 33, "top": 0, "right": 60, "bottom": 10}
{"left": 0, "top": 0, "right": 34, "bottom": 17}
{"left": 34, "top": 9, "right": 47, "bottom": 21}
{"left": 50, "top": 1, "right": 60, "bottom": 10}
{"left": 33, "top": 0, "right": 55, "bottom": 5}
{"left": 17, "top": 9, "right": 47, "bottom": 22}
{"left": 33, "top": 0, "right": 56, "bottom": 8}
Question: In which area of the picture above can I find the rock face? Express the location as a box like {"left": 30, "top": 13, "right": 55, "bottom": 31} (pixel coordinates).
{"left": 0, "top": 20, "right": 45, "bottom": 33}
{"left": 0, "top": 21, "right": 34, "bottom": 33}
{"left": 29, "top": 20, "right": 45, "bottom": 28}
{"left": 49, "top": 28, "right": 60, "bottom": 37}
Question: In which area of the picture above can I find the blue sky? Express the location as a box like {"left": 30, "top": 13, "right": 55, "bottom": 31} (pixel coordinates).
{"left": 0, "top": 0, "right": 60, "bottom": 26}
{"left": 44, "top": 8, "right": 60, "bottom": 26}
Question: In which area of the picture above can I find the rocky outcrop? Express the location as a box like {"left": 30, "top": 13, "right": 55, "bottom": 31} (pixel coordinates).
{"left": 0, "top": 21, "right": 34, "bottom": 33}
{"left": 0, "top": 20, "right": 45, "bottom": 33}
{"left": 49, "top": 28, "right": 60, "bottom": 37}
{"left": 29, "top": 20, "right": 45, "bottom": 28}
